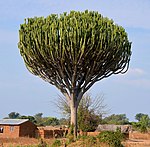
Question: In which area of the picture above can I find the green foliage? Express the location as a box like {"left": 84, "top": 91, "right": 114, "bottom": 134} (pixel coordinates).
{"left": 19, "top": 115, "right": 37, "bottom": 123}
{"left": 102, "top": 114, "right": 129, "bottom": 125}
{"left": 77, "top": 135, "right": 97, "bottom": 147}
{"left": 38, "top": 138, "right": 47, "bottom": 147}
{"left": 97, "top": 129, "right": 124, "bottom": 147}
{"left": 139, "top": 115, "right": 150, "bottom": 133}
{"left": 8, "top": 112, "right": 20, "bottom": 119}
{"left": 132, "top": 114, "right": 150, "bottom": 133}
{"left": 34, "top": 113, "right": 43, "bottom": 126}
{"left": 66, "top": 124, "right": 75, "bottom": 144}
{"left": 77, "top": 93, "right": 105, "bottom": 132}
{"left": 57, "top": 93, "right": 107, "bottom": 132}
{"left": 18, "top": 10, "right": 131, "bottom": 97}
{"left": 51, "top": 139, "right": 61, "bottom": 147}
{"left": 87, "top": 136, "right": 97, "bottom": 145}
{"left": 59, "top": 118, "right": 69, "bottom": 126}
{"left": 18, "top": 10, "right": 131, "bottom": 138}
{"left": 78, "top": 106, "right": 100, "bottom": 132}
{"left": 66, "top": 134, "right": 74, "bottom": 144}
{"left": 34, "top": 113, "right": 59, "bottom": 126}
{"left": 135, "top": 113, "right": 147, "bottom": 121}
{"left": 42, "top": 117, "right": 60, "bottom": 126}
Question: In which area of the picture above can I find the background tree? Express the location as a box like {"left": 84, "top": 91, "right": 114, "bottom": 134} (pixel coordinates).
{"left": 56, "top": 93, "right": 109, "bottom": 131}
{"left": 18, "top": 10, "right": 131, "bottom": 138}
{"left": 42, "top": 117, "right": 60, "bottom": 126}
{"left": 132, "top": 113, "right": 150, "bottom": 133}
{"left": 139, "top": 115, "right": 150, "bottom": 133}
{"left": 135, "top": 113, "right": 148, "bottom": 122}
{"left": 78, "top": 105, "right": 100, "bottom": 132}
{"left": 59, "top": 118, "right": 69, "bottom": 126}
{"left": 34, "top": 113, "right": 43, "bottom": 126}
{"left": 8, "top": 112, "right": 20, "bottom": 119}
{"left": 19, "top": 115, "right": 36, "bottom": 123}
{"left": 102, "top": 114, "right": 129, "bottom": 125}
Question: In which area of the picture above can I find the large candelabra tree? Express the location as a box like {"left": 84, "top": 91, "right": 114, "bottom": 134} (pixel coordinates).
{"left": 18, "top": 10, "right": 131, "bottom": 138}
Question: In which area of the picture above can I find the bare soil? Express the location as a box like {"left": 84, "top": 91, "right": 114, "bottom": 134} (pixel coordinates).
{"left": 1, "top": 132, "right": 150, "bottom": 147}
{"left": 123, "top": 139, "right": 150, "bottom": 147}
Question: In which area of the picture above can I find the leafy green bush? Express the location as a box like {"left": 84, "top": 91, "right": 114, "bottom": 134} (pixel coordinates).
{"left": 51, "top": 139, "right": 61, "bottom": 147}
{"left": 132, "top": 115, "right": 150, "bottom": 133}
{"left": 66, "top": 133, "right": 74, "bottom": 144}
{"left": 97, "top": 129, "right": 124, "bottom": 147}
{"left": 87, "top": 136, "right": 97, "bottom": 145}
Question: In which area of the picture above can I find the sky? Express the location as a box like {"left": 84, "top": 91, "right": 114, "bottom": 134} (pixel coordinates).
{"left": 0, "top": 0, "right": 150, "bottom": 121}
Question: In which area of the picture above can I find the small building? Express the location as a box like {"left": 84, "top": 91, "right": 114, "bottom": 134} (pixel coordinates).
{"left": 0, "top": 119, "right": 37, "bottom": 138}
{"left": 37, "top": 126, "right": 68, "bottom": 139}
{"left": 96, "top": 124, "right": 132, "bottom": 133}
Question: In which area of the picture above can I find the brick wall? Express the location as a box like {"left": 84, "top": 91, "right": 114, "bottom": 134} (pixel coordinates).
{"left": 0, "top": 125, "right": 20, "bottom": 138}
{"left": 129, "top": 131, "right": 150, "bottom": 140}
{"left": 19, "top": 121, "right": 37, "bottom": 137}
{"left": 0, "top": 121, "right": 37, "bottom": 138}
{"left": 36, "top": 128, "right": 68, "bottom": 139}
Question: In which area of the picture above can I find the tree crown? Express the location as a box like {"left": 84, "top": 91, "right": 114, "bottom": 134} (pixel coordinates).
{"left": 18, "top": 10, "right": 131, "bottom": 95}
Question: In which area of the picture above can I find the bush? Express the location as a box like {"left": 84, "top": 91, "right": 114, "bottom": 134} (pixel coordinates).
{"left": 51, "top": 139, "right": 61, "bottom": 147}
{"left": 66, "top": 134, "right": 74, "bottom": 144}
{"left": 38, "top": 139, "right": 47, "bottom": 147}
{"left": 97, "top": 129, "right": 124, "bottom": 147}
{"left": 87, "top": 136, "right": 97, "bottom": 145}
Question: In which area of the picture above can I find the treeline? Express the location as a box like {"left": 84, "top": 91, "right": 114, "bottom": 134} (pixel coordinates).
{"left": 4, "top": 112, "right": 61, "bottom": 126}
{"left": 3, "top": 93, "right": 150, "bottom": 133}
{"left": 4, "top": 112, "right": 150, "bottom": 133}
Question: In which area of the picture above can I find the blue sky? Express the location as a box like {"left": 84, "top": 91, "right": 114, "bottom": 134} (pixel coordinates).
{"left": 0, "top": 0, "right": 150, "bottom": 121}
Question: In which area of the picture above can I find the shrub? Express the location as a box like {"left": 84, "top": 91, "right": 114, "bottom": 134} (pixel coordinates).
{"left": 51, "top": 139, "right": 61, "bottom": 147}
{"left": 38, "top": 138, "right": 47, "bottom": 147}
{"left": 87, "top": 136, "right": 97, "bottom": 145}
{"left": 66, "top": 133, "right": 74, "bottom": 144}
{"left": 97, "top": 129, "right": 124, "bottom": 147}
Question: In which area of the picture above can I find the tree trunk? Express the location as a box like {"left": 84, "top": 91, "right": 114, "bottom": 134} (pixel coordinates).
{"left": 70, "top": 100, "right": 78, "bottom": 139}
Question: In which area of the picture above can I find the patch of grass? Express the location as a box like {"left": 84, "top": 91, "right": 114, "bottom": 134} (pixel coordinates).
{"left": 51, "top": 139, "right": 61, "bottom": 147}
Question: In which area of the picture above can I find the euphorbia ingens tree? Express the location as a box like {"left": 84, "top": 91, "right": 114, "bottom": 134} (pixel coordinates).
{"left": 18, "top": 10, "right": 131, "bottom": 138}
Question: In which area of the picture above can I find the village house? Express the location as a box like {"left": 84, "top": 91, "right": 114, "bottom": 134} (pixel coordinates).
{"left": 0, "top": 119, "right": 37, "bottom": 138}
{"left": 37, "top": 126, "right": 68, "bottom": 139}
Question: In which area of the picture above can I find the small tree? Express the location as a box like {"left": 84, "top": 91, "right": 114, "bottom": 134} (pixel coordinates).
{"left": 19, "top": 115, "right": 36, "bottom": 123}
{"left": 102, "top": 114, "right": 129, "bottom": 125}
{"left": 78, "top": 106, "right": 100, "bottom": 132}
{"left": 34, "top": 113, "right": 44, "bottom": 126}
{"left": 56, "top": 93, "right": 109, "bottom": 131}
{"left": 42, "top": 117, "right": 60, "bottom": 126}
{"left": 135, "top": 113, "right": 148, "bottom": 122}
{"left": 18, "top": 10, "right": 131, "bottom": 138}
{"left": 133, "top": 113, "right": 150, "bottom": 133}
{"left": 8, "top": 112, "right": 20, "bottom": 119}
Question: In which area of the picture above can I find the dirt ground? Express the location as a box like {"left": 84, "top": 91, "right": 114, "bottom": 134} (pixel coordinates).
{"left": 123, "top": 139, "right": 150, "bottom": 147}
{"left": 0, "top": 137, "right": 58, "bottom": 147}
{"left": 0, "top": 137, "right": 38, "bottom": 146}
{"left": 1, "top": 132, "right": 150, "bottom": 147}
{"left": 1, "top": 138, "right": 150, "bottom": 147}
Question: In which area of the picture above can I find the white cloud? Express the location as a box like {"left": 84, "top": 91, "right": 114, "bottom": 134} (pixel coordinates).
{"left": 114, "top": 68, "right": 150, "bottom": 89}
{"left": 126, "top": 68, "right": 146, "bottom": 76}
{"left": 117, "top": 68, "right": 146, "bottom": 78}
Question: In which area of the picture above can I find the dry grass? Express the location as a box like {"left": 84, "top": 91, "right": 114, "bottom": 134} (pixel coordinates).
{"left": 0, "top": 137, "right": 38, "bottom": 146}
{"left": 0, "top": 137, "right": 68, "bottom": 147}
{"left": 1, "top": 132, "right": 150, "bottom": 147}
{"left": 0, "top": 137, "right": 110, "bottom": 147}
